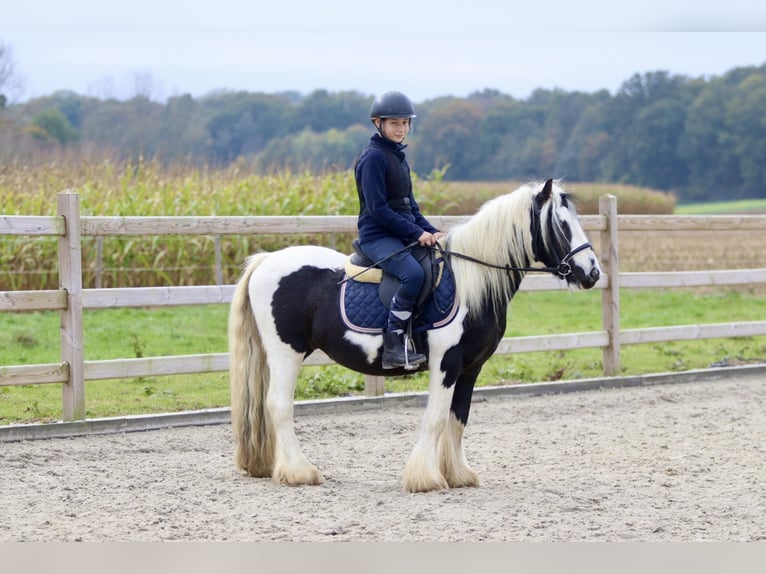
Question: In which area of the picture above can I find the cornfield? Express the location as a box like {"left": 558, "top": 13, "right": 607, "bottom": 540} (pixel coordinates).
{"left": 1, "top": 159, "right": 688, "bottom": 291}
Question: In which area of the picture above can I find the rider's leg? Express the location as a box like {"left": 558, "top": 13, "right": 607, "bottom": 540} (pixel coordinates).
{"left": 359, "top": 237, "right": 427, "bottom": 369}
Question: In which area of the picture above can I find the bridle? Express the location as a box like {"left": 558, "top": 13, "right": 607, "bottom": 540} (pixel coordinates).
{"left": 430, "top": 240, "right": 593, "bottom": 280}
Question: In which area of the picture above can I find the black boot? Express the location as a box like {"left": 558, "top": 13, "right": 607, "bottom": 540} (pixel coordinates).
{"left": 382, "top": 293, "right": 426, "bottom": 370}
{"left": 382, "top": 331, "right": 426, "bottom": 370}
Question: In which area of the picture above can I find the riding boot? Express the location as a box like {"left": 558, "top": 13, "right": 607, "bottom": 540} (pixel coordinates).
{"left": 382, "top": 294, "right": 426, "bottom": 370}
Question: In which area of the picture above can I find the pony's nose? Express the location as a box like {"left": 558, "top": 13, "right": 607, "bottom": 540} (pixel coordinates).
{"left": 590, "top": 267, "right": 601, "bottom": 282}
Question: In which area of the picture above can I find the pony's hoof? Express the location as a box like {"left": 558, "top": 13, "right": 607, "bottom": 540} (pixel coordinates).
{"left": 273, "top": 465, "right": 325, "bottom": 486}
{"left": 446, "top": 468, "right": 480, "bottom": 489}
{"left": 402, "top": 473, "right": 450, "bottom": 493}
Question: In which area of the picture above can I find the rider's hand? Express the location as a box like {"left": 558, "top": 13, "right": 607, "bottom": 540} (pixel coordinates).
{"left": 418, "top": 231, "right": 436, "bottom": 246}
{"left": 418, "top": 231, "right": 446, "bottom": 246}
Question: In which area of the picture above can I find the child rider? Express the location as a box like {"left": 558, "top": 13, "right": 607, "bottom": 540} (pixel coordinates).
{"left": 354, "top": 90, "right": 445, "bottom": 370}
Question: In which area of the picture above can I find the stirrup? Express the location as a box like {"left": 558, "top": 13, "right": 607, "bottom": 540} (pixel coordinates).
{"left": 382, "top": 331, "right": 426, "bottom": 370}
{"left": 402, "top": 334, "right": 425, "bottom": 370}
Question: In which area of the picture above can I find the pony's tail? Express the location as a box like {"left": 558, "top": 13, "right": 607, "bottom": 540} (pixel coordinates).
{"left": 228, "top": 253, "right": 275, "bottom": 477}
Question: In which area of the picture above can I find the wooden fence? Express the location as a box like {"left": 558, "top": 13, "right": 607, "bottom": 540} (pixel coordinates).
{"left": 2, "top": 191, "right": 766, "bottom": 422}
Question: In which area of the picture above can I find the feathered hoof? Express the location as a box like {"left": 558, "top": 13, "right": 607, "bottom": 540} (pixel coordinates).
{"left": 272, "top": 464, "right": 325, "bottom": 486}
{"left": 445, "top": 467, "right": 480, "bottom": 489}
{"left": 243, "top": 466, "right": 273, "bottom": 479}
{"left": 402, "top": 471, "right": 450, "bottom": 493}
{"left": 236, "top": 453, "right": 273, "bottom": 478}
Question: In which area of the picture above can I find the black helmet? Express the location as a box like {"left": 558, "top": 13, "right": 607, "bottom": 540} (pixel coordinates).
{"left": 370, "top": 91, "right": 416, "bottom": 120}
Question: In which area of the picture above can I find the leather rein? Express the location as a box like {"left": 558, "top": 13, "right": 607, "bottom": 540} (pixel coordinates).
{"left": 430, "top": 240, "right": 593, "bottom": 280}
{"left": 338, "top": 240, "right": 592, "bottom": 285}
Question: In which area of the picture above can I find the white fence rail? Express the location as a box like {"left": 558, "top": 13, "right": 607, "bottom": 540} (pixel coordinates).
{"left": 2, "top": 192, "right": 766, "bottom": 421}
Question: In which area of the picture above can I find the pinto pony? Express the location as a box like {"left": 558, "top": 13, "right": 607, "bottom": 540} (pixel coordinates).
{"left": 228, "top": 179, "right": 601, "bottom": 492}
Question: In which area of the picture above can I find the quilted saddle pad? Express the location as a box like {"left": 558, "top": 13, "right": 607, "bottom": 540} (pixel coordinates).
{"left": 339, "top": 262, "right": 459, "bottom": 334}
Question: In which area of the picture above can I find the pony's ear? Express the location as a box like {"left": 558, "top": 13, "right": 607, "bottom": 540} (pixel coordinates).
{"left": 536, "top": 178, "right": 554, "bottom": 207}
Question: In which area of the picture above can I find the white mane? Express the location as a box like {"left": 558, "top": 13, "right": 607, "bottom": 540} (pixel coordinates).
{"left": 447, "top": 181, "right": 558, "bottom": 319}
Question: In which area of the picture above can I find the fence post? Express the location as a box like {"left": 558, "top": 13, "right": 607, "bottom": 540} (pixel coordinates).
{"left": 599, "top": 194, "right": 620, "bottom": 376}
{"left": 95, "top": 236, "right": 103, "bottom": 288}
{"left": 58, "top": 192, "right": 85, "bottom": 420}
{"left": 214, "top": 235, "right": 223, "bottom": 285}
{"left": 364, "top": 374, "right": 385, "bottom": 397}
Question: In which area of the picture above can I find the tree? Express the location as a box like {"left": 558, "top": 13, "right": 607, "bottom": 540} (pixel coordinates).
{"left": 678, "top": 79, "right": 742, "bottom": 200}
{"left": 475, "top": 98, "right": 544, "bottom": 180}
{"left": 205, "top": 92, "right": 292, "bottom": 163}
{"left": 256, "top": 124, "right": 369, "bottom": 173}
{"left": 155, "top": 94, "right": 209, "bottom": 163}
{"left": 288, "top": 89, "right": 370, "bottom": 133}
{"left": 624, "top": 99, "right": 689, "bottom": 189}
{"left": 725, "top": 71, "right": 766, "bottom": 197}
{"left": 0, "top": 40, "right": 24, "bottom": 109}
{"left": 29, "top": 109, "right": 79, "bottom": 145}
{"left": 557, "top": 100, "right": 613, "bottom": 182}
{"left": 412, "top": 99, "right": 483, "bottom": 179}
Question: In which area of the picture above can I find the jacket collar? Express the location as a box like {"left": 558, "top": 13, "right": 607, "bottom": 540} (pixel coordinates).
{"left": 371, "top": 133, "right": 408, "bottom": 154}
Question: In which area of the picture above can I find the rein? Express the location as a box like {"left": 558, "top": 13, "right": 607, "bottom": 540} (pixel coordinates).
{"left": 431, "top": 241, "right": 593, "bottom": 279}
{"left": 338, "top": 239, "right": 592, "bottom": 285}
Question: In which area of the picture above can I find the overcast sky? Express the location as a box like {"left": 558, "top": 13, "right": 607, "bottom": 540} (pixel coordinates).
{"left": 3, "top": 1, "right": 766, "bottom": 103}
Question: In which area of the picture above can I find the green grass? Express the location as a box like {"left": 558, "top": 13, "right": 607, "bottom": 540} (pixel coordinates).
{"left": 675, "top": 198, "right": 766, "bottom": 215}
{"left": 1, "top": 288, "right": 764, "bottom": 425}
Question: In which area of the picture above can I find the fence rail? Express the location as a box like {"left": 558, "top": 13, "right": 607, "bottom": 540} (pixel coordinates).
{"left": 2, "top": 192, "right": 766, "bottom": 422}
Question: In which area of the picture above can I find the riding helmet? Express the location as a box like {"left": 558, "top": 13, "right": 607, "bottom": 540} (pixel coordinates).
{"left": 370, "top": 91, "right": 417, "bottom": 120}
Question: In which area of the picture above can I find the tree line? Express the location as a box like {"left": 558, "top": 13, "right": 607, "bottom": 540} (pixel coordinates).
{"left": 1, "top": 63, "right": 765, "bottom": 202}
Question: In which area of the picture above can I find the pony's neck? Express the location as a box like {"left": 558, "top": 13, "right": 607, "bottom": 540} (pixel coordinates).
{"left": 448, "top": 186, "right": 534, "bottom": 320}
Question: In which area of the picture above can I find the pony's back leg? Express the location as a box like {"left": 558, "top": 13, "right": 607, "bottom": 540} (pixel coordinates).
{"left": 229, "top": 253, "right": 322, "bottom": 485}
{"left": 265, "top": 355, "right": 324, "bottom": 486}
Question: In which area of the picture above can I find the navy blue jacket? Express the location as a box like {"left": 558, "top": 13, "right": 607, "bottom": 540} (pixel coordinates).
{"left": 355, "top": 134, "right": 439, "bottom": 244}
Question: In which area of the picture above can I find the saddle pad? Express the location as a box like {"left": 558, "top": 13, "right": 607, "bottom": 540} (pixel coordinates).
{"left": 344, "top": 258, "right": 383, "bottom": 283}
{"left": 340, "top": 262, "right": 459, "bottom": 334}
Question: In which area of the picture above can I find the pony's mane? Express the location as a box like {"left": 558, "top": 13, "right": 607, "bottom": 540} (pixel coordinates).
{"left": 447, "top": 181, "right": 570, "bottom": 319}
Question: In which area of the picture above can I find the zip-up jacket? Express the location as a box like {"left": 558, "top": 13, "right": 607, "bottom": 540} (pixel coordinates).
{"left": 355, "top": 134, "right": 439, "bottom": 244}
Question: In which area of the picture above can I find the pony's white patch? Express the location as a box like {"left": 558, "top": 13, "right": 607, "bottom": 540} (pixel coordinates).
{"left": 428, "top": 307, "right": 468, "bottom": 363}
{"left": 248, "top": 245, "right": 346, "bottom": 310}
{"left": 264, "top": 245, "right": 347, "bottom": 275}
{"left": 343, "top": 330, "right": 382, "bottom": 364}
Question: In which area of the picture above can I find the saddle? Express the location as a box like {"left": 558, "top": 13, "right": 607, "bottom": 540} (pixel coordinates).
{"left": 344, "top": 239, "right": 443, "bottom": 309}
{"left": 340, "top": 240, "right": 458, "bottom": 334}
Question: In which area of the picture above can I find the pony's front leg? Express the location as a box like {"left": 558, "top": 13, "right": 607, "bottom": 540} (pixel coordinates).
{"left": 402, "top": 369, "right": 454, "bottom": 493}
{"left": 266, "top": 355, "right": 324, "bottom": 486}
{"left": 440, "top": 413, "right": 480, "bottom": 489}
{"left": 439, "top": 369, "right": 481, "bottom": 488}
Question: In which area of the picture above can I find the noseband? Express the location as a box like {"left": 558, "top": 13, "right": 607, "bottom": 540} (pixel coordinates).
{"left": 554, "top": 242, "right": 593, "bottom": 278}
